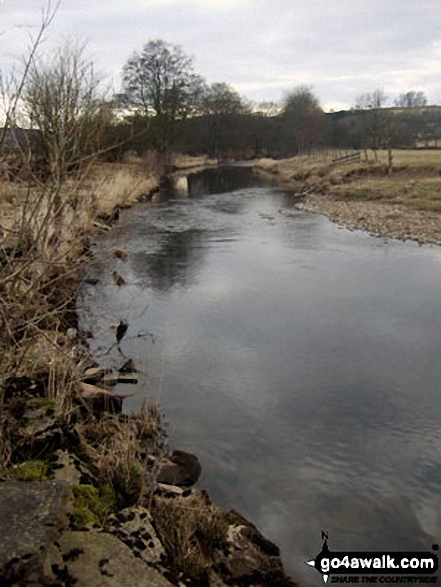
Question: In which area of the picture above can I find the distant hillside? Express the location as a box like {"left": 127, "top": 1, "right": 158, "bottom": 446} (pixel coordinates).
{"left": 326, "top": 105, "right": 441, "bottom": 149}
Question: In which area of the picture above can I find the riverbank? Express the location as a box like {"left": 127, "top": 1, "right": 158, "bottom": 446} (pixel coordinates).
{"left": 255, "top": 151, "right": 441, "bottom": 245}
{"left": 0, "top": 154, "right": 296, "bottom": 586}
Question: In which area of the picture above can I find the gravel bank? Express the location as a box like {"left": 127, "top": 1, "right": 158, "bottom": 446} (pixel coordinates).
{"left": 296, "top": 194, "right": 441, "bottom": 245}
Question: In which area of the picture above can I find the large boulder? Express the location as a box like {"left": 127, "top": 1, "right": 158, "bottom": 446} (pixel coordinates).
{"left": 156, "top": 450, "right": 201, "bottom": 487}
{"left": 54, "top": 530, "right": 173, "bottom": 587}
{"left": 0, "top": 481, "right": 71, "bottom": 585}
{"left": 51, "top": 449, "right": 97, "bottom": 486}
{"left": 212, "top": 511, "right": 297, "bottom": 586}
{"left": 107, "top": 506, "right": 167, "bottom": 565}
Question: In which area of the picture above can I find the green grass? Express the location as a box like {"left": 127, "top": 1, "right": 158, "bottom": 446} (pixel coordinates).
{"left": 3, "top": 460, "right": 49, "bottom": 482}
{"left": 71, "top": 484, "right": 116, "bottom": 528}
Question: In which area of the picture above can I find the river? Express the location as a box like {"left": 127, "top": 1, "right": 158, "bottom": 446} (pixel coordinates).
{"left": 79, "top": 165, "right": 441, "bottom": 585}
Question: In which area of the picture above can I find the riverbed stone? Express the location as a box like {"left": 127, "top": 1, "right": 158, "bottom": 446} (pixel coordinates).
{"left": 82, "top": 366, "right": 113, "bottom": 383}
{"left": 55, "top": 530, "right": 173, "bottom": 587}
{"left": 212, "top": 512, "right": 297, "bottom": 586}
{"left": 156, "top": 450, "right": 201, "bottom": 487}
{"left": 0, "top": 481, "right": 71, "bottom": 585}
{"left": 155, "top": 482, "right": 192, "bottom": 497}
{"left": 80, "top": 382, "right": 123, "bottom": 414}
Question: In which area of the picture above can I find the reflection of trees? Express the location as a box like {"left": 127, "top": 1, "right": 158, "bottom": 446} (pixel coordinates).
{"left": 187, "top": 166, "right": 257, "bottom": 197}
{"left": 129, "top": 166, "right": 263, "bottom": 292}
{"left": 130, "top": 228, "right": 205, "bottom": 292}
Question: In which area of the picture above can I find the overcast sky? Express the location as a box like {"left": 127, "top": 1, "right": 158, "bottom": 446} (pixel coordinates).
{"left": 2, "top": 0, "right": 441, "bottom": 112}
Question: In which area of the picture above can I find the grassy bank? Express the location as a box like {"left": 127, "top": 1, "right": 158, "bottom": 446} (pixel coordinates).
{"left": 255, "top": 150, "right": 441, "bottom": 244}
{"left": 0, "top": 152, "right": 164, "bottom": 472}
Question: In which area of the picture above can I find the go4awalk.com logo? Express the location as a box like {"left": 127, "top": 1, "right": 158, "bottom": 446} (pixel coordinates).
{"left": 306, "top": 533, "right": 439, "bottom": 584}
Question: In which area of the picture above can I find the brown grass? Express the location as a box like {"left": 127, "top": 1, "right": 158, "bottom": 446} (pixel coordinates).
{"left": 152, "top": 491, "right": 228, "bottom": 580}
{"left": 75, "top": 400, "right": 166, "bottom": 507}
{"left": 255, "top": 150, "right": 441, "bottom": 214}
{"left": 90, "top": 163, "right": 159, "bottom": 218}
{"left": 0, "top": 152, "right": 161, "bottom": 470}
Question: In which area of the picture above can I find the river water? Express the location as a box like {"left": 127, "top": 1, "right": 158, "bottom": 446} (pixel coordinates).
{"left": 79, "top": 165, "right": 441, "bottom": 585}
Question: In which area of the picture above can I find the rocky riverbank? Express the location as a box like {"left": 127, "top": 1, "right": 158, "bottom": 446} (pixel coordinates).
{"left": 296, "top": 195, "right": 441, "bottom": 244}
{"left": 0, "top": 155, "right": 296, "bottom": 587}
{"left": 255, "top": 154, "right": 441, "bottom": 246}
{"left": 0, "top": 371, "right": 295, "bottom": 586}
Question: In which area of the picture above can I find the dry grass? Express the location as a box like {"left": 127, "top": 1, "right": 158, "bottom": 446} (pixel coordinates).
{"left": 0, "top": 152, "right": 161, "bottom": 471}
{"left": 256, "top": 150, "right": 441, "bottom": 214}
{"left": 17, "top": 332, "right": 80, "bottom": 405}
{"left": 330, "top": 175, "right": 441, "bottom": 211}
{"left": 152, "top": 491, "right": 228, "bottom": 580}
{"left": 90, "top": 163, "right": 159, "bottom": 218}
{"left": 171, "top": 152, "right": 217, "bottom": 170}
{"left": 76, "top": 400, "right": 166, "bottom": 507}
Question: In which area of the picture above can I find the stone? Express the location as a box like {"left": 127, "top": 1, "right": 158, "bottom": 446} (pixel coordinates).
{"left": 156, "top": 450, "right": 201, "bottom": 487}
{"left": 79, "top": 383, "right": 123, "bottom": 414}
{"left": 208, "top": 570, "right": 230, "bottom": 587}
{"left": 3, "top": 376, "right": 45, "bottom": 401}
{"left": 113, "top": 248, "right": 128, "bottom": 262}
{"left": 118, "top": 359, "right": 137, "bottom": 374}
{"left": 14, "top": 399, "right": 64, "bottom": 460}
{"left": 51, "top": 450, "right": 96, "bottom": 485}
{"left": 55, "top": 531, "right": 173, "bottom": 587}
{"left": 117, "top": 375, "right": 138, "bottom": 385}
{"left": 155, "top": 483, "right": 191, "bottom": 497}
{"left": 0, "top": 481, "right": 71, "bottom": 585}
{"left": 101, "top": 374, "right": 120, "bottom": 387}
{"left": 212, "top": 512, "right": 297, "bottom": 586}
{"left": 83, "top": 277, "right": 100, "bottom": 285}
{"left": 107, "top": 506, "right": 166, "bottom": 565}
{"left": 82, "top": 367, "right": 112, "bottom": 384}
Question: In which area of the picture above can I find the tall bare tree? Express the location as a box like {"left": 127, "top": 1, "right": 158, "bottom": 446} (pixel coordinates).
{"left": 354, "top": 89, "right": 389, "bottom": 161}
{"left": 282, "top": 85, "right": 325, "bottom": 155}
{"left": 122, "top": 39, "right": 204, "bottom": 148}
{"left": 0, "top": 0, "right": 60, "bottom": 151}
{"left": 395, "top": 91, "right": 427, "bottom": 108}
{"left": 201, "top": 82, "right": 247, "bottom": 156}
{"left": 24, "top": 41, "right": 108, "bottom": 183}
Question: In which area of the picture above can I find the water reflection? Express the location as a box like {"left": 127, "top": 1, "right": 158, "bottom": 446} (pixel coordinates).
{"left": 80, "top": 165, "right": 441, "bottom": 586}
{"left": 186, "top": 164, "right": 259, "bottom": 197}
{"left": 170, "top": 175, "right": 189, "bottom": 198}
{"left": 130, "top": 228, "right": 205, "bottom": 292}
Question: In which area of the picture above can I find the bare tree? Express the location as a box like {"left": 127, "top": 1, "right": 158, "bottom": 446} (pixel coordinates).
{"left": 282, "top": 85, "right": 325, "bottom": 155}
{"left": 0, "top": 0, "right": 60, "bottom": 151}
{"left": 23, "top": 40, "right": 108, "bottom": 183}
{"left": 355, "top": 89, "right": 388, "bottom": 110}
{"left": 200, "top": 82, "right": 247, "bottom": 156}
{"left": 354, "top": 89, "right": 389, "bottom": 161}
{"left": 395, "top": 91, "right": 427, "bottom": 108}
{"left": 122, "top": 39, "right": 205, "bottom": 148}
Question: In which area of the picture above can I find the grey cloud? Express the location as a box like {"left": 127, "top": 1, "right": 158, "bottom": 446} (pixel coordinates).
{"left": 2, "top": 0, "right": 441, "bottom": 109}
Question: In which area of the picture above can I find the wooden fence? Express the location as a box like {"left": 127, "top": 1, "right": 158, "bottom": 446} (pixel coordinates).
{"left": 329, "top": 152, "right": 361, "bottom": 166}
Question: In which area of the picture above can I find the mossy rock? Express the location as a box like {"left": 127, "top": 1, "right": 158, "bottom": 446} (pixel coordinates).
{"left": 3, "top": 460, "right": 49, "bottom": 482}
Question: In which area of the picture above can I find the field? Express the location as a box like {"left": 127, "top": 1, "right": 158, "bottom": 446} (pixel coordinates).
{"left": 255, "top": 149, "right": 441, "bottom": 244}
